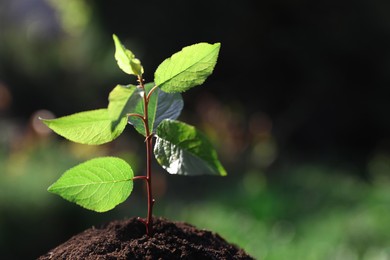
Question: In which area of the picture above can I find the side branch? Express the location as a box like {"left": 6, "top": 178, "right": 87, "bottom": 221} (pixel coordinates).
{"left": 133, "top": 176, "right": 148, "bottom": 181}
{"left": 127, "top": 113, "right": 145, "bottom": 120}
{"left": 146, "top": 85, "right": 159, "bottom": 103}
{"left": 144, "top": 133, "right": 154, "bottom": 143}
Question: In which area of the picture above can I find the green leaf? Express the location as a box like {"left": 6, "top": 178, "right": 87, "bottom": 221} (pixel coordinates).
{"left": 48, "top": 157, "right": 134, "bottom": 212}
{"left": 107, "top": 84, "right": 140, "bottom": 129}
{"left": 154, "top": 119, "right": 227, "bottom": 176}
{"left": 154, "top": 42, "right": 221, "bottom": 93}
{"left": 128, "top": 83, "right": 183, "bottom": 136}
{"left": 41, "top": 109, "right": 127, "bottom": 145}
{"left": 127, "top": 82, "right": 154, "bottom": 136}
{"left": 108, "top": 84, "right": 138, "bottom": 120}
{"left": 113, "top": 34, "right": 144, "bottom": 76}
{"left": 153, "top": 88, "right": 183, "bottom": 130}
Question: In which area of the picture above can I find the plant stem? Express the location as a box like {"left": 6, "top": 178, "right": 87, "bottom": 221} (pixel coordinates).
{"left": 145, "top": 128, "right": 154, "bottom": 236}
{"left": 138, "top": 75, "right": 154, "bottom": 236}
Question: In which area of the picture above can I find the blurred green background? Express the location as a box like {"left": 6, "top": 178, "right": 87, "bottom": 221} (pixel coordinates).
{"left": 1, "top": 0, "right": 390, "bottom": 259}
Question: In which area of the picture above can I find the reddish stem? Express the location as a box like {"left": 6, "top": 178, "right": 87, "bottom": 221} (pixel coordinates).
{"left": 136, "top": 75, "right": 154, "bottom": 236}
{"left": 133, "top": 176, "right": 147, "bottom": 180}
{"left": 145, "top": 133, "right": 154, "bottom": 235}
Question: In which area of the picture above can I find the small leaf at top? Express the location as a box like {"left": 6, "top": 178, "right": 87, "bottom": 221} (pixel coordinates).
{"left": 48, "top": 157, "right": 134, "bottom": 212}
{"left": 41, "top": 109, "right": 127, "bottom": 145}
{"left": 113, "top": 34, "right": 144, "bottom": 76}
{"left": 154, "top": 42, "right": 221, "bottom": 93}
{"left": 154, "top": 119, "right": 227, "bottom": 176}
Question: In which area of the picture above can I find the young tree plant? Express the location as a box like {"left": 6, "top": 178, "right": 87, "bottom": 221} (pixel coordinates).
{"left": 40, "top": 35, "right": 226, "bottom": 236}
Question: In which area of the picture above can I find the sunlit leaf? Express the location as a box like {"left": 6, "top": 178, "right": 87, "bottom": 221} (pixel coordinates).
{"left": 113, "top": 34, "right": 144, "bottom": 76}
{"left": 48, "top": 157, "right": 134, "bottom": 212}
{"left": 108, "top": 84, "right": 140, "bottom": 130}
{"left": 154, "top": 119, "right": 227, "bottom": 176}
{"left": 41, "top": 109, "right": 127, "bottom": 145}
{"left": 154, "top": 42, "right": 221, "bottom": 93}
{"left": 108, "top": 84, "right": 138, "bottom": 120}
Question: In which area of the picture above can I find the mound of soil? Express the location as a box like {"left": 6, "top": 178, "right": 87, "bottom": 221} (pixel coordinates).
{"left": 38, "top": 217, "right": 254, "bottom": 259}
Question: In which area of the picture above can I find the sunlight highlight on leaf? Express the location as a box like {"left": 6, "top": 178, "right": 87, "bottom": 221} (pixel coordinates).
{"left": 154, "top": 42, "right": 221, "bottom": 93}
{"left": 154, "top": 119, "right": 227, "bottom": 176}
{"left": 48, "top": 157, "right": 134, "bottom": 212}
{"left": 41, "top": 109, "right": 127, "bottom": 145}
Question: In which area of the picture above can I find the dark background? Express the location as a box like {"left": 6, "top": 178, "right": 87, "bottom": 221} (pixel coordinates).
{"left": 1, "top": 0, "right": 390, "bottom": 258}
{"left": 2, "top": 0, "right": 389, "bottom": 174}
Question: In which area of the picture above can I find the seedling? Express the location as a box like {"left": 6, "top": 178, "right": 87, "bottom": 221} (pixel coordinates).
{"left": 41, "top": 35, "right": 226, "bottom": 235}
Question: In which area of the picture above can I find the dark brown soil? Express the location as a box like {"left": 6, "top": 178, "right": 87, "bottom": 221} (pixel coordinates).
{"left": 38, "top": 217, "right": 255, "bottom": 260}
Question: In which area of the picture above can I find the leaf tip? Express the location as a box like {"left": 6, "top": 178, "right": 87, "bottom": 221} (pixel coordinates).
{"left": 38, "top": 116, "right": 48, "bottom": 121}
{"left": 47, "top": 183, "right": 56, "bottom": 193}
{"left": 39, "top": 117, "right": 51, "bottom": 126}
{"left": 213, "top": 42, "right": 221, "bottom": 54}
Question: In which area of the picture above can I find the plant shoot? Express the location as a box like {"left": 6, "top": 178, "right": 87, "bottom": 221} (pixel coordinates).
{"left": 41, "top": 35, "right": 226, "bottom": 235}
